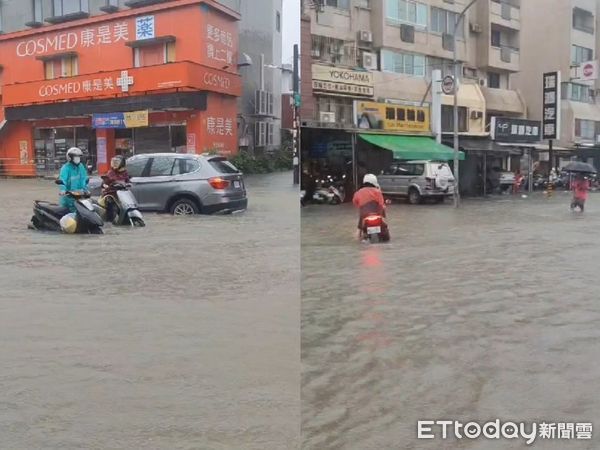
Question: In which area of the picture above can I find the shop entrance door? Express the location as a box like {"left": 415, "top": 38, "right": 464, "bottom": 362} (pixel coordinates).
{"left": 34, "top": 127, "right": 96, "bottom": 177}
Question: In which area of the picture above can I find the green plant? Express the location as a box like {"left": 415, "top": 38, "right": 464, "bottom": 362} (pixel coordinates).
{"left": 230, "top": 147, "right": 293, "bottom": 174}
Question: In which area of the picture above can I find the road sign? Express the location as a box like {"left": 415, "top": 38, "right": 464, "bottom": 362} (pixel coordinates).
{"left": 442, "top": 75, "right": 455, "bottom": 95}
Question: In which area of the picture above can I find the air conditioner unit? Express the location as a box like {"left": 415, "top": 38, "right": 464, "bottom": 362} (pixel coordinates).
{"left": 320, "top": 112, "right": 336, "bottom": 123}
{"left": 361, "top": 52, "right": 377, "bottom": 70}
{"left": 358, "top": 30, "right": 373, "bottom": 43}
{"left": 470, "top": 23, "right": 482, "bottom": 33}
{"left": 479, "top": 78, "right": 487, "bottom": 87}
{"left": 311, "top": 48, "right": 321, "bottom": 58}
{"left": 470, "top": 110, "right": 483, "bottom": 120}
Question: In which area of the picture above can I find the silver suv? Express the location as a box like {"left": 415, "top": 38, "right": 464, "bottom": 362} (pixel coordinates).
{"left": 91, "top": 153, "right": 247, "bottom": 215}
{"left": 378, "top": 160, "right": 455, "bottom": 204}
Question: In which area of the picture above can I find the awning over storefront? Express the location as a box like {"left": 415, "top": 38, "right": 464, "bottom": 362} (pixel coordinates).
{"left": 481, "top": 87, "right": 525, "bottom": 115}
{"left": 360, "top": 134, "right": 464, "bottom": 161}
{"left": 449, "top": 138, "right": 523, "bottom": 155}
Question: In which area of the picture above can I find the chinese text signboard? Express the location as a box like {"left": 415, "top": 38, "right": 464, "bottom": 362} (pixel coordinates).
{"left": 206, "top": 22, "right": 234, "bottom": 65}
{"left": 542, "top": 71, "right": 561, "bottom": 140}
{"left": 136, "top": 15, "right": 155, "bottom": 40}
{"left": 15, "top": 22, "right": 130, "bottom": 57}
{"left": 490, "top": 117, "right": 541, "bottom": 143}
{"left": 312, "top": 64, "right": 374, "bottom": 98}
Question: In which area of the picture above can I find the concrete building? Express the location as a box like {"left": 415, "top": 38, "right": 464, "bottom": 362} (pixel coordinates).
{"left": 300, "top": 0, "right": 526, "bottom": 195}
{"left": 515, "top": 0, "right": 600, "bottom": 167}
{"left": 0, "top": 0, "right": 285, "bottom": 176}
{"left": 0, "top": 0, "right": 242, "bottom": 177}
{"left": 237, "top": 0, "right": 284, "bottom": 154}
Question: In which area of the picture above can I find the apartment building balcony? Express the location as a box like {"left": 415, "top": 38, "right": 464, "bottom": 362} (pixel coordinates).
{"left": 488, "top": 45, "right": 520, "bottom": 72}
{"left": 490, "top": 0, "right": 521, "bottom": 31}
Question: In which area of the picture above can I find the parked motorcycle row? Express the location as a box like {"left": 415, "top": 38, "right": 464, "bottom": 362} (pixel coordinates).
{"left": 301, "top": 174, "right": 346, "bottom": 205}
{"left": 28, "top": 178, "right": 145, "bottom": 234}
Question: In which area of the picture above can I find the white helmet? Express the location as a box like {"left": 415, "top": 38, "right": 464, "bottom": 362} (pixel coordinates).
{"left": 363, "top": 173, "right": 379, "bottom": 188}
{"left": 67, "top": 147, "right": 83, "bottom": 163}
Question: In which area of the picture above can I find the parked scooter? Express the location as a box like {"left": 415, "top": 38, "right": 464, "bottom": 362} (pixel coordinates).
{"left": 360, "top": 214, "right": 390, "bottom": 243}
{"left": 28, "top": 180, "right": 104, "bottom": 234}
{"left": 93, "top": 177, "right": 145, "bottom": 227}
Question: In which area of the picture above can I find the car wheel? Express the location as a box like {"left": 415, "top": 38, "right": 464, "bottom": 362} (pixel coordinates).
{"left": 170, "top": 199, "right": 200, "bottom": 216}
{"left": 408, "top": 189, "right": 421, "bottom": 205}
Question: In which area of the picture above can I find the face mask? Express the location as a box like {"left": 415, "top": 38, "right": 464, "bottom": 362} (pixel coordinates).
{"left": 72, "top": 156, "right": 81, "bottom": 165}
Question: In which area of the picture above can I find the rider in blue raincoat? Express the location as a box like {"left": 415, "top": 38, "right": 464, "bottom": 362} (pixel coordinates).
{"left": 59, "top": 147, "right": 89, "bottom": 212}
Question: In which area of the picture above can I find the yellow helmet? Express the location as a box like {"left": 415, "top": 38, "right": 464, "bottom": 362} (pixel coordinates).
{"left": 60, "top": 213, "right": 78, "bottom": 234}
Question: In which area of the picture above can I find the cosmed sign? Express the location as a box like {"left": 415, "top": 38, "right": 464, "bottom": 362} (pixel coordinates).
{"left": 542, "top": 71, "right": 561, "bottom": 140}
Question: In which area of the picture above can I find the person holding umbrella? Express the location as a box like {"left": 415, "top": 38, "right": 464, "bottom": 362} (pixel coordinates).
{"left": 571, "top": 174, "right": 590, "bottom": 212}
{"left": 563, "top": 161, "right": 596, "bottom": 212}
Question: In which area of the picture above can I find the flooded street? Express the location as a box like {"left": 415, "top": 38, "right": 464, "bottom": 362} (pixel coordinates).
{"left": 302, "top": 194, "right": 600, "bottom": 450}
{"left": 0, "top": 172, "right": 299, "bottom": 450}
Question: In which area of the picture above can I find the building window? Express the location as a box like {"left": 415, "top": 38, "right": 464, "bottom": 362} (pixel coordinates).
{"left": 276, "top": 11, "right": 281, "bottom": 33}
{"left": 565, "top": 82, "right": 593, "bottom": 103}
{"left": 0, "top": 4, "right": 3, "bottom": 33}
{"left": 431, "top": 7, "right": 464, "bottom": 38}
{"left": 44, "top": 55, "right": 79, "bottom": 80}
{"left": 53, "top": 0, "right": 89, "bottom": 16}
{"left": 491, "top": 29, "right": 501, "bottom": 47}
{"left": 311, "top": 35, "right": 356, "bottom": 66}
{"left": 134, "top": 42, "right": 176, "bottom": 68}
{"left": 571, "top": 45, "right": 593, "bottom": 64}
{"left": 573, "top": 7, "right": 594, "bottom": 34}
{"left": 488, "top": 72, "right": 501, "bottom": 88}
{"left": 575, "top": 119, "right": 596, "bottom": 140}
{"left": 442, "top": 105, "right": 467, "bottom": 132}
{"left": 386, "top": 0, "right": 428, "bottom": 28}
{"left": 428, "top": 56, "right": 453, "bottom": 77}
{"left": 316, "top": 96, "right": 353, "bottom": 125}
{"left": 381, "top": 49, "right": 425, "bottom": 77}
{"left": 324, "top": 0, "right": 349, "bottom": 9}
{"left": 33, "top": 0, "right": 44, "bottom": 22}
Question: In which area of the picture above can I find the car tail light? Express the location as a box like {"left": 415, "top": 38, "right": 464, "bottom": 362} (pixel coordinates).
{"left": 425, "top": 177, "right": 434, "bottom": 189}
{"left": 364, "top": 215, "right": 383, "bottom": 226}
{"left": 208, "top": 177, "right": 230, "bottom": 189}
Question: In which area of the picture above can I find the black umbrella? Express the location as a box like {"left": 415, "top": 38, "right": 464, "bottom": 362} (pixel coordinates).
{"left": 563, "top": 161, "right": 597, "bottom": 174}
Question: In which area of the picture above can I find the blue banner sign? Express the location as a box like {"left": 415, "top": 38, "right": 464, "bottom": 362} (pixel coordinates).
{"left": 92, "top": 111, "right": 148, "bottom": 129}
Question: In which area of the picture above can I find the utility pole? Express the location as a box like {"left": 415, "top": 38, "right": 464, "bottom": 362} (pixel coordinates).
{"left": 453, "top": 0, "right": 479, "bottom": 208}
{"left": 292, "top": 44, "right": 300, "bottom": 185}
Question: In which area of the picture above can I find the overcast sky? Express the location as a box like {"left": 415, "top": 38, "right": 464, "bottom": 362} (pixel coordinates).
{"left": 282, "top": 0, "right": 300, "bottom": 65}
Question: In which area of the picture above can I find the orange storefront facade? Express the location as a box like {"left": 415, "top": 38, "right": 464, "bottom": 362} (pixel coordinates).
{"left": 0, "top": 0, "right": 241, "bottom": 176}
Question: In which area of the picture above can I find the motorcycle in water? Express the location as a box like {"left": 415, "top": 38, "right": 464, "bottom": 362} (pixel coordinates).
{"left": 360, "top": 214, "right": 390, "bottom": 243}
{"left": 94, "top": 178, "right": 145, "bottom": 227}
{"left": 28, "top": 180, "right": 104, "bottom": 234}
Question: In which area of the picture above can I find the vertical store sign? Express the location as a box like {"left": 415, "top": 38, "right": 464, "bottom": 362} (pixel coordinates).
{"left": 542, "top": 71, "right": 561, "bottom": 140}
{"left": 97, "top": 137, "right": 107, "bottom": 164}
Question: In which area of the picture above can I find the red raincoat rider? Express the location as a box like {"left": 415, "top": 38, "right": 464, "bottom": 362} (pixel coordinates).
{"left": 352, "top": 173, "right": 389, "bottom": 240}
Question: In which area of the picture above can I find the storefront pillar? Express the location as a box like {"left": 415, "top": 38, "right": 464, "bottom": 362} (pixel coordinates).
{"left": 96, "top": 128, "right": 115, "bottom": 175}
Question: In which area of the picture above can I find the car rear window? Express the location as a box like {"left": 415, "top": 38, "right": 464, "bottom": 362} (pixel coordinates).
{"left": 209, "top": 158, "right": 239, "bottom": 174}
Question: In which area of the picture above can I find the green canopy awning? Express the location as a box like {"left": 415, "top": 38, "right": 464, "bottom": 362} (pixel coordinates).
{"left": 359, "top": 134, "right": 465, "bottom": 161}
